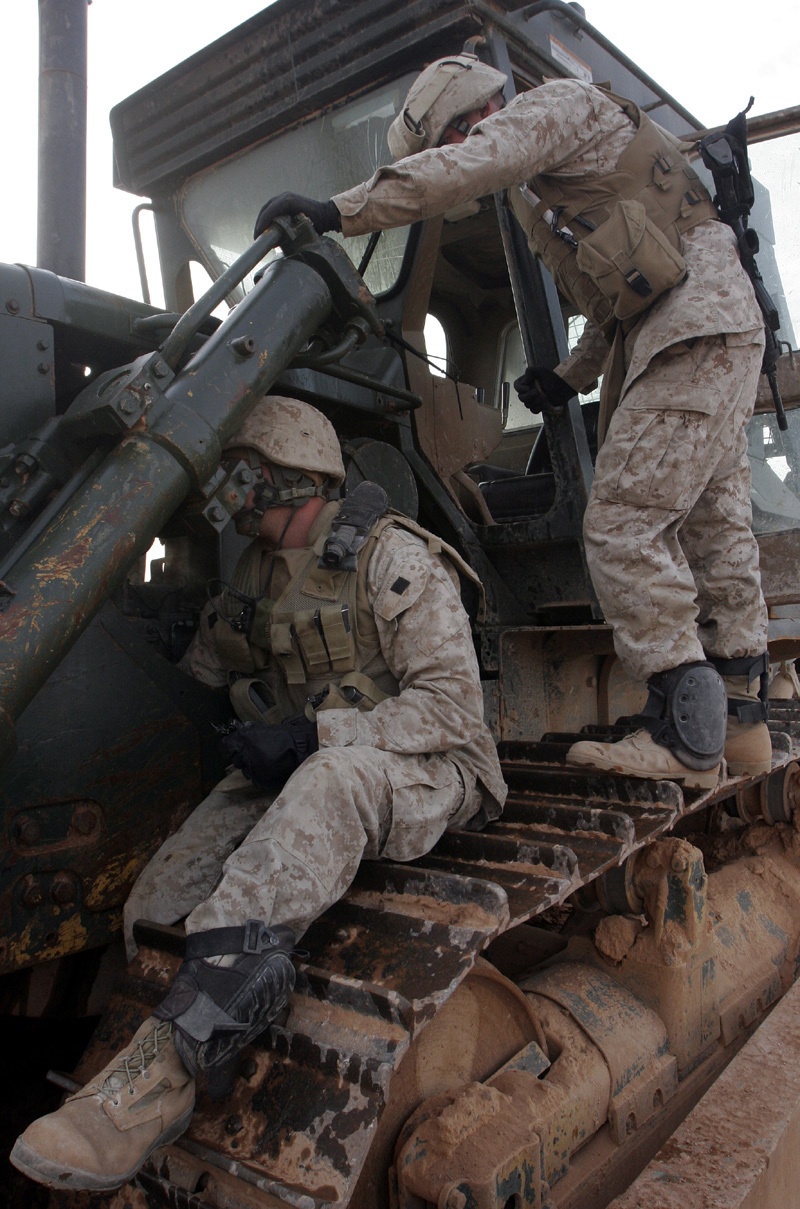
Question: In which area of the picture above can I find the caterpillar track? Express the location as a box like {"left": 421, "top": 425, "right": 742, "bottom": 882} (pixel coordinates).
{"left": 66, "top": 702, "right": 800, "bottom": 1209}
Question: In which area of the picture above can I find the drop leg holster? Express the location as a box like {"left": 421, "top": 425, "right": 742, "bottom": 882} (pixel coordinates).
{"left": 708, "top": 651, "right": 770, "bottom": 723}
{"left": 154, "top": 920, "right": 295, "bottom": 1098}
{"left": 633, "top": 661, "right": 727, "bottom": 770}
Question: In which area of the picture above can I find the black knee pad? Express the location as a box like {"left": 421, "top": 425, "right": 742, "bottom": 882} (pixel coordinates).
{"left": 154, "top": 920, "right": 295, "bottom": 1098}
{"left": 637, "top": 662, "right": 727, "bottom": 770}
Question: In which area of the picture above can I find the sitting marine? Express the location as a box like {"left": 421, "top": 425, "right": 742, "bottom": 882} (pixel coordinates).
{"left": 11, "top": 396, "right": 506, "bottom": 1192}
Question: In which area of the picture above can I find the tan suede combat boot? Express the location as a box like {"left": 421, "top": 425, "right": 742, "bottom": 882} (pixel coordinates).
{"left": 722, "top": 673, "right": 773, "bottom": 776}
{"left": 567, "top": 729, "right": 722, "bottom": 788}
{"left": 10, "top": 1017, "right": 195, "bottom": 1192}
{"left": 568, "top": 662, "right": 726, "bottom": 788}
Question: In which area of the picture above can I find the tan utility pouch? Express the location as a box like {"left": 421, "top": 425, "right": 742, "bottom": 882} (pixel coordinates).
{"left": 271, "top": 605, "right": 356, "bottom": 686}
{"left": 575, "top": 198, "right": 686, "bottom": 322}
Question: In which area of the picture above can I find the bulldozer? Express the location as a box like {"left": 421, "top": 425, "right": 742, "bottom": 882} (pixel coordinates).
{"left": 3, "top": 1, "right": 800, "bottom": 1205}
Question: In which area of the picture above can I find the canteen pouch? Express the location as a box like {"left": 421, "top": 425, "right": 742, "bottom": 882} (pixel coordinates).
{"left": 575, "top": 198, "right": 687, "bottom": 322}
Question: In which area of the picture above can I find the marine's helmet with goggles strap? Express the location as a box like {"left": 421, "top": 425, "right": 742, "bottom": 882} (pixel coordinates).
{"left": 224, "top": 396, "right": 345, "bottom": 535}
{"left": 387, "top": 52, "right": 507, "bottom": 161}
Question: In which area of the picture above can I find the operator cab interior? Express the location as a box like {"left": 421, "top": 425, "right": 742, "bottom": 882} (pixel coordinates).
{"left": 421, "top": 194, "right": 601, "bottom": 522}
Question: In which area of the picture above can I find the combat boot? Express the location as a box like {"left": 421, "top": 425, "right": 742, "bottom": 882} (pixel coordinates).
{"left": 567, "top": 661, "right": 726, "bottom": 789}
{"left": 10, "top": 1017, "right": 194, "bottom": 1192}
{"left": 567, "top": 727, "right": 723, "bottom": 788}
{"left": 769, "top": 660, "right": 800, "bottom": 701}
{"left": 710, "top": 653, "right": 772, "bottom": 777}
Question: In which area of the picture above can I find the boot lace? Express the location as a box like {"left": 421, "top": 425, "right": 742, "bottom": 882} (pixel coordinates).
{"left": 87, "top": 1020, "right": 174, "bottom": 1099}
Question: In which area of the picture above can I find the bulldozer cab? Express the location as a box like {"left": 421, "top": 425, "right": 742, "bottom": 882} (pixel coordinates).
{"left": 4, "top": 2, "right": 800, "bottom": 1206}
{"left": 110, "top": 0, "right": 800, "bottom": 718}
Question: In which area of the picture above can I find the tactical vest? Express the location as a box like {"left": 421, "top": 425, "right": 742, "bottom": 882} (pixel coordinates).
{"left": 211, "top": 507, "right": 482, "bottom": 719}
{"left": 509, "top": 88, "right": 718, "bottom": 330}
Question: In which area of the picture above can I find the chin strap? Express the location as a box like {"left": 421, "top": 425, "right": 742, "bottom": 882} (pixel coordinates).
{"left": 232, "top": 452, "right": 332, "bottom": 537}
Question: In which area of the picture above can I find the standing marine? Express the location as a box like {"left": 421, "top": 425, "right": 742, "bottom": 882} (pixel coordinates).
{"left": 253, "top": 53, "right": 772, "bottom": 788}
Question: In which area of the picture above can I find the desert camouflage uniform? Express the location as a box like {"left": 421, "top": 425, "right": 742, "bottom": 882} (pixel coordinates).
{"left": 332, "top": 77, "right": 768, "bottom": 681}
{"left": 124, "top": 507, "right": 505, "bottom": 956}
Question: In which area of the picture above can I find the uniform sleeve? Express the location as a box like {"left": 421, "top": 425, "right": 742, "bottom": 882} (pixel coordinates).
{"left": 316, "top": 529, "right": 487, "bottom": 755}
{"left": 333, "top": 81, "right": 611, "bottom": 238}
{"left": 556, "top": 318, "right": 610, "bottom": 393}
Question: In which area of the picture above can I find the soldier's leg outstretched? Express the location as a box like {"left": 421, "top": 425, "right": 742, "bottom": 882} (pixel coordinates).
{"left": 12, "top": 746, "right": 473, "bottom": 1191}
{"left": 122, "top": 772, "right": 269, "bottom": 959}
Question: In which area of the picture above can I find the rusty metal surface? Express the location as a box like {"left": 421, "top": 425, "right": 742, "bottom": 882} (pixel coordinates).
{"left": 0, "top": 604, "right": 229, "bottom": 982}
{"left": 110, "top": 0, "right": 523, "bottom": 196}
{"left": 522, "top": 962, "right": 678, "bottom": 1139}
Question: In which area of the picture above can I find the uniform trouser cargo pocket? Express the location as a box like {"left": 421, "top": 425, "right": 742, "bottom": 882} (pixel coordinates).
{"left": 593, "top": 334, "right": 747, "bottom": 512}
{"left": 382, "top": 755, "right": 470, "bottom": 862}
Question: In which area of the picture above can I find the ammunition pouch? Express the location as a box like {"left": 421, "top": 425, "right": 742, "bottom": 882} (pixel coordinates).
{"left": 575, "top": 199, "right": 687, "bottom": 322}
{"left": 633, "top": 661, "right": 727, "bottom": 770}
{"left": 270, "top": 604, "right": 357, "bottom": 686}
{"left": 154, "top": 921, "right": 296, "bottom": 1099}
{"left": 709, "top": 651, "right": 770, "bottom": 724}
{"left": 527, "top": 87, "right": 716, "bottom": 334}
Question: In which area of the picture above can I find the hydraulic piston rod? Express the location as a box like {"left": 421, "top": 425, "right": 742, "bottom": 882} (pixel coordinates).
{"left": 0, "top": 231, "right": 356, "bottom": 765}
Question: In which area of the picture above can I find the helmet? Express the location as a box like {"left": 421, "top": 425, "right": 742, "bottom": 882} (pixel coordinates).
{"left": 387, "top": 53, "right": 507, "bottom": 160}
{"left": 225, "top": 396, "right": 345, "bottom": 487}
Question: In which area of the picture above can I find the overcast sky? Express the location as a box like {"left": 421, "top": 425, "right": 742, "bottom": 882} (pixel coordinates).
{"left": 1, "top": 0, "right": 798, "bottom": 323}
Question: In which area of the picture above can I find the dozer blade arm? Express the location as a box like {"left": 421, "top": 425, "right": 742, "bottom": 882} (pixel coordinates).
{"left": 0, "top": 219, "right": 382, "bottom": 767}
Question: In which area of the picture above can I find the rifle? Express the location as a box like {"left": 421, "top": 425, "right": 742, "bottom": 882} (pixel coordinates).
{"left": 699, "top": 99, "right": 788, "bottom": 430}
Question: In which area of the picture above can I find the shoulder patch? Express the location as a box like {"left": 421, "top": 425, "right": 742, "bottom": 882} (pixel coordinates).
{"left": 373, "top": 555, "right": 430, "bottom": 622}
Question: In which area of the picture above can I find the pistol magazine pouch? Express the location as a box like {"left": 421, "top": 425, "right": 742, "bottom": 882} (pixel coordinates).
{"left": 154, "top": 921, "right": 296, "bottom": 1098}
{"left": 635, "top": 661, "right": 727, "bottom": 770}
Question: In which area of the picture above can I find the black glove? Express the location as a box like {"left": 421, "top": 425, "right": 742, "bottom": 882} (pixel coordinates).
{"left": 221, "top": 715, "right": 319, "bottom": 789}
{"left": 513, "top": 365, "right": 575, "bottom": 413}
{"left": 253, "top": 192, "right": 342, "bottom": 239}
